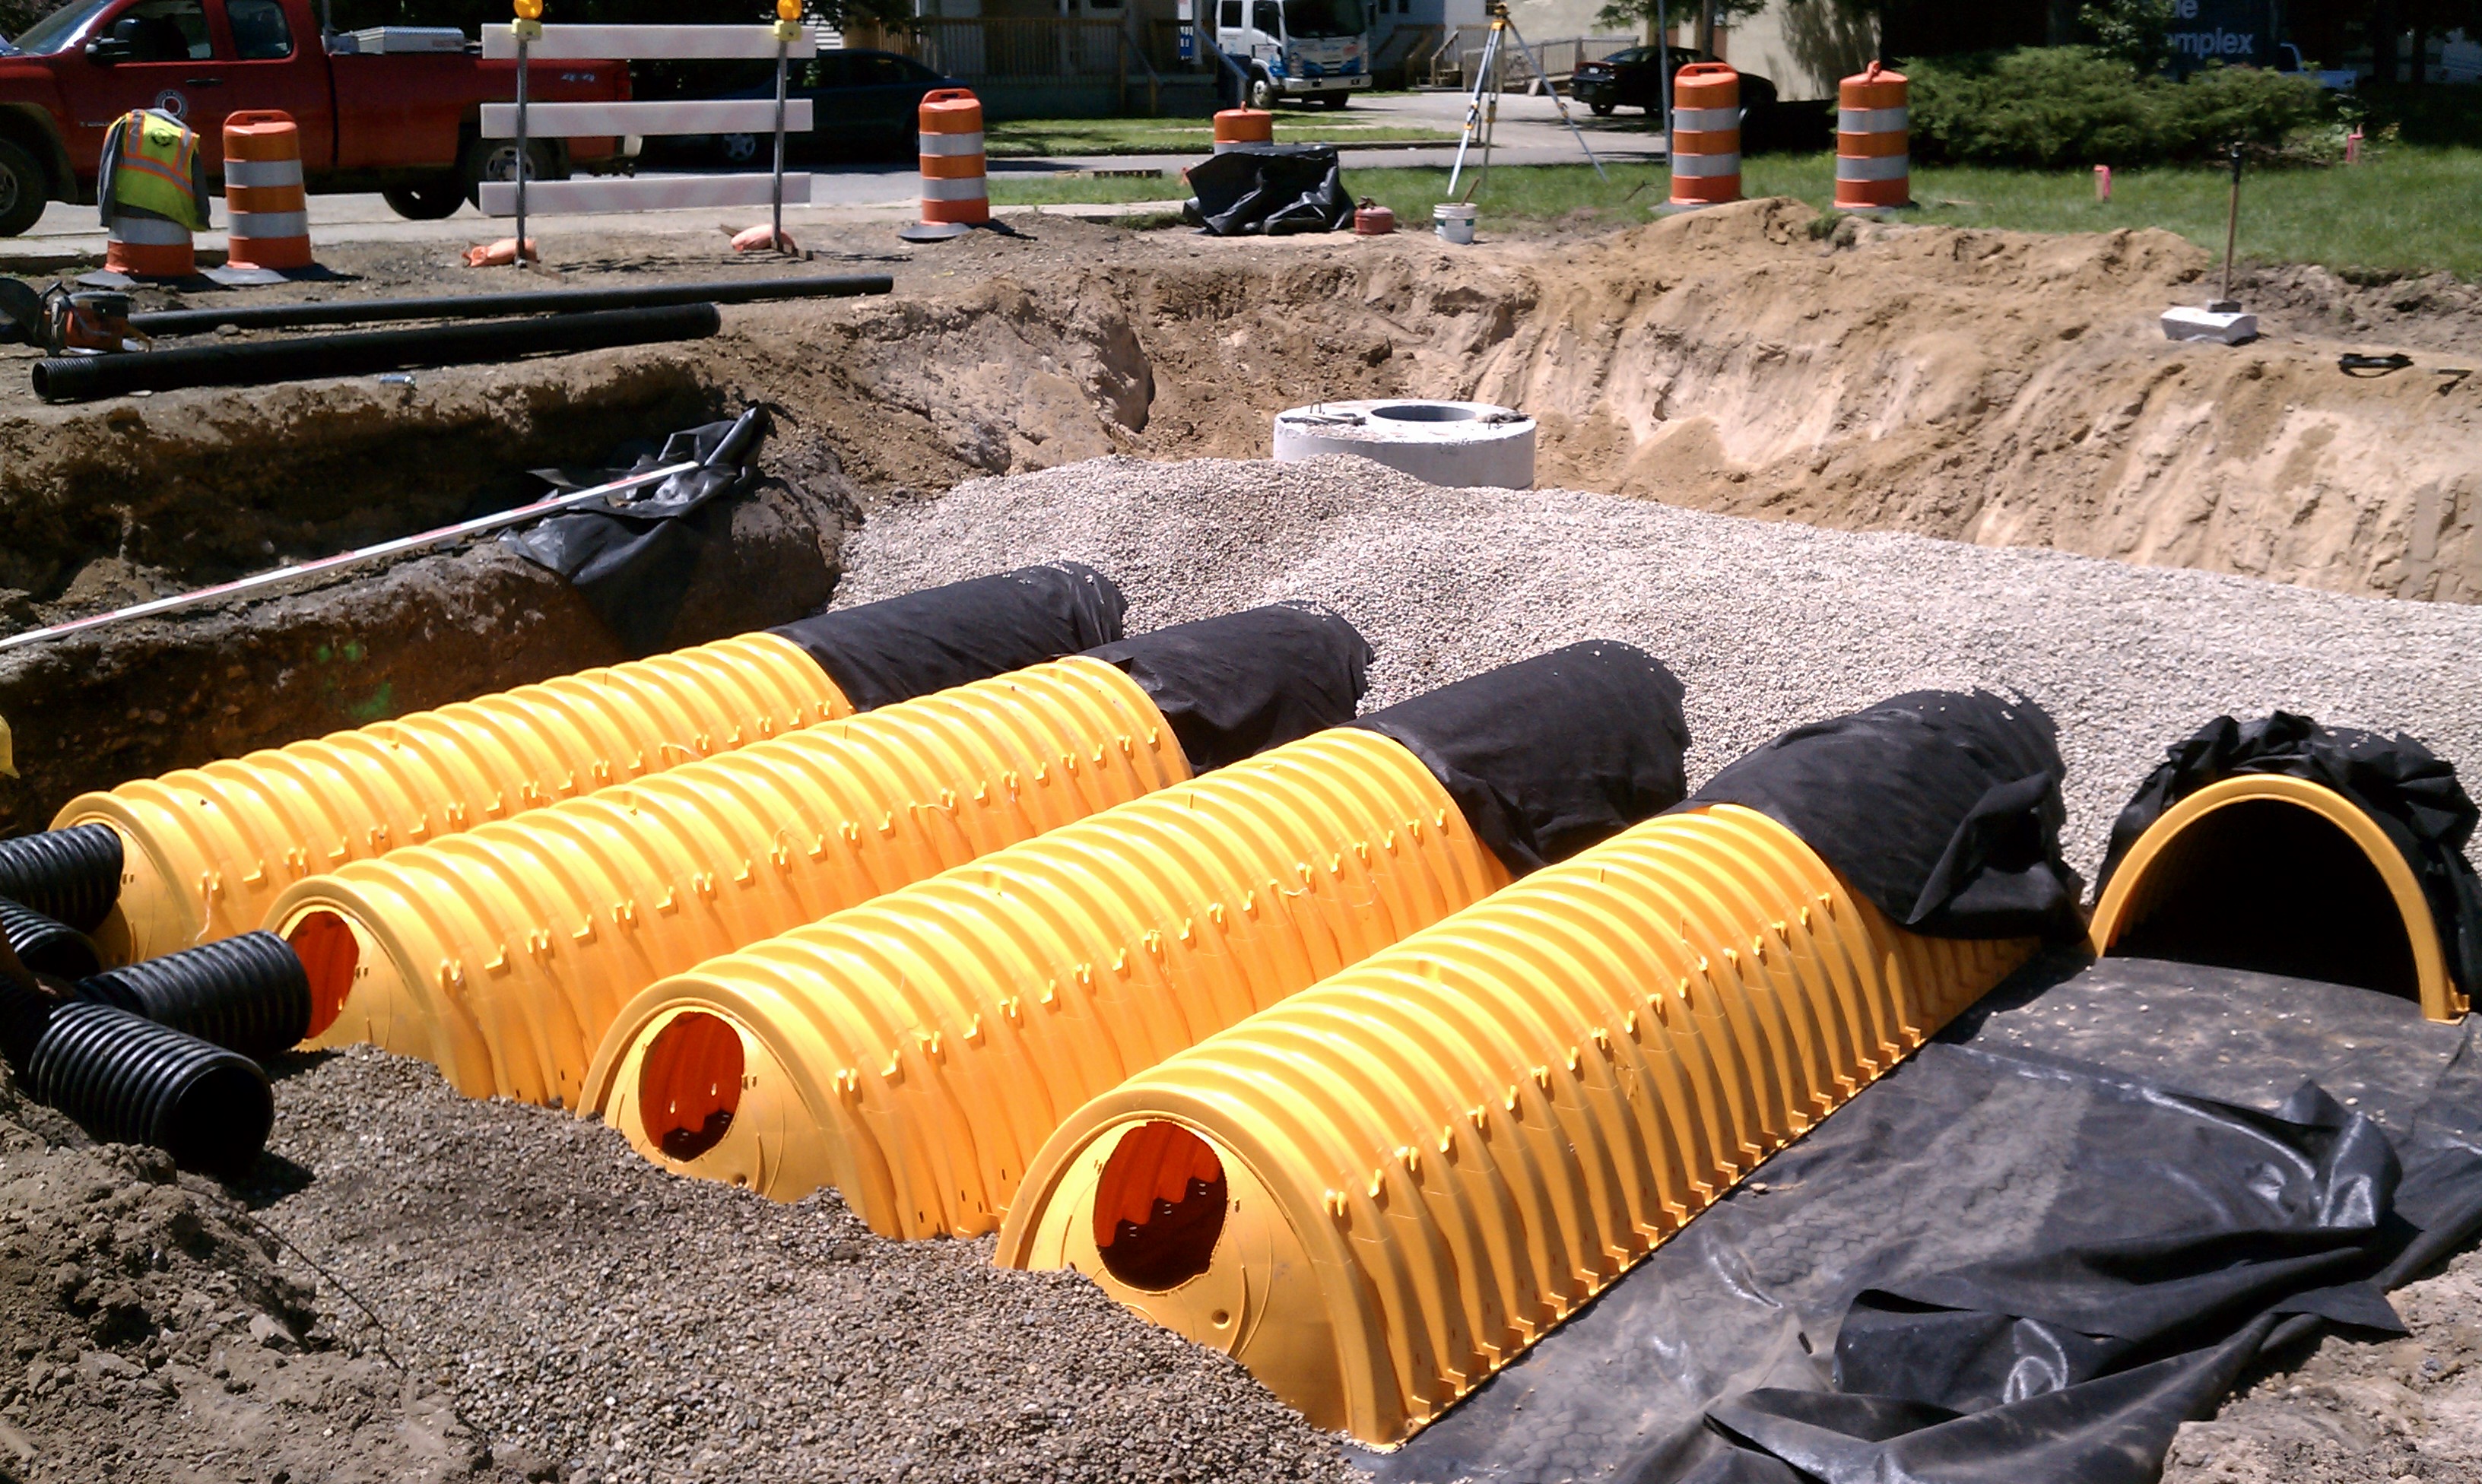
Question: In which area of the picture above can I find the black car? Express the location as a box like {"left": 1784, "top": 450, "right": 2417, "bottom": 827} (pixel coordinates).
{"left": 666, "top": 49, "right": 959, "bottom": 165}
{"left": 1568, "top": 45, "right": 1776, "bottom": 118}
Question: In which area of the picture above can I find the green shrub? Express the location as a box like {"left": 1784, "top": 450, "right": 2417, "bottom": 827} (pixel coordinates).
{"left": 1908, "top": 46, "right": 2324, "bottom": 169}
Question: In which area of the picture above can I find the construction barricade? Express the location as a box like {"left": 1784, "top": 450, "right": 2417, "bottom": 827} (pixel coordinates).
{"left": 579, "top": 644, "right": 1690, "bottom": 1229}
{"left": 475, "top": 23, "right": 816, "bottom": 243}
{"left": 998, "top": 690, "right": 2080, "bottom": 1445}
{"left": 2088, "top": 712, "right": 2479, "bottom": 1023}
{"left": 1212, "top": 109, "right": 1274, "bottom": 153}
{"left": 221, "top": 110, "right": 314, "bottom": 271}
{"left": 268, "top": 605, "right": 1373, "bottom": 1106}
{"left": 1833, "top": 62, "right": 1909, "bottom": 210}
{"left": 903, "top": 89, "right": 989, "bottom": 242}
{"left": 48, "top": 564, "right": 1122, "bottom": 965}
{"left": 1666, "top": 62, "right": 1741, "bottom": 208}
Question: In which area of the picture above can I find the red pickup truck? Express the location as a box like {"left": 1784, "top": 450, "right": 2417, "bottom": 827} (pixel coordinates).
{"left": 0, "top": 0, "right": 627, "bottom": 234}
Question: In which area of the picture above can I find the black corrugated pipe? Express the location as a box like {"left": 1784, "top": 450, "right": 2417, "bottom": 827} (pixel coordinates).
{"left": 77, "top": 931, "right": 312, "bottom": 1061}
{"left": 33, "top": 303, "right": 723, "bottom": 403}
{"left": 129, "top": 273, "right": 892, "bottom": 338}
{"left": 0, "top": 898, "right": 101, "bottom": 981}
{"left": 26, "top": 1002, "right": 272, "bottom": 1176}
{"left": 0, "top": 824, "right": 125, "bottom": 934}
{"left": 0, "top": 966, "right": 59, "bottom": 1070}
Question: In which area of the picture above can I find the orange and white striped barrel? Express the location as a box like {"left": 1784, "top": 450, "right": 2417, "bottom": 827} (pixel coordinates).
{"left": 221, "top": 110, "right": 313, "bottom": 271}
{"left": 1835, "top": 62, "right": 1909, "bottom": 210}
{"left": 104, "top": 212, "right": 194, "bottom": 279}
{"left": 916, "top": 88, "right": 989, "bottom": 230}
{"left": 1212, "top": 108, "right": 1272, "bottom": 153}
{"left": 1667, "top": 62, "right": 1741, "bottom": 207}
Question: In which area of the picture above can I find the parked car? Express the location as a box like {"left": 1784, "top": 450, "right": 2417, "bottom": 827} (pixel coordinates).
{"left": 664, "top": 49, "right": 957, "bottom": 166}
{"left": 1568, "top": 45, "right": 1776, "bottom": 119}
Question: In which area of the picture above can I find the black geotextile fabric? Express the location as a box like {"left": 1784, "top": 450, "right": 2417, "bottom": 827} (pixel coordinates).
{"left": 766, "top": 562, "right": 1126, "bottom": 712}
{"left": 1684, "top": 690, "right": 2086, "bottom": 942}
{"left": 1349, "top": 642, "right": 1688, "bottom": 876}
{"left": 1361, "top": 957, "right": 2482, "bottom": 1484}
{"left": 2096, "top": 711, "right": 2482, "bottom": 1004}
{"left": 502, "top": 408, "right": 769, "bottom": 653}
{"left": 1081, "top": 601, "right": 1370, "bottom": 772}
{"left": 1182, "top": 145, "right": 1354, "bottom": 236}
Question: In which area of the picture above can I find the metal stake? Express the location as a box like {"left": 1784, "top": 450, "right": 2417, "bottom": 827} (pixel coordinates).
{"left": 2217, "top": 141, "right": 2243, "bottom": 309}
{"left": 513, "top": 28, "right": 529, "bottom": 266}
{"left": 770, "top": 34, "right": 790, "bottom": 252}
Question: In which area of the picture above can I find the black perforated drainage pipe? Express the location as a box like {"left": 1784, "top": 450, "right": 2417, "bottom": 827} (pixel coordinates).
{"left": 0, "top": 825, "right": 123, "bottom": 934}
{"left": 77, "top": 931, "right": 312, "bottom": 1061}
{"left": 33, "top": 302, "right": 723, "bottom": 403}
{"left": 0, "top": 970, "right": 59, "bottom": 1070}
{"left": 129, "top": 273, "right": 893, "bottom": 337}
{"left": 0, "top": 897, "right": 100, "bottom": 981}
{"left": 27, "top": 1002, "right": 272, "bottom": 1177}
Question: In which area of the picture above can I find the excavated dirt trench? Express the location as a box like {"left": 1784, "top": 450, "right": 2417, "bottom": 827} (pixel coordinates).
{"left": 2, "top": 202, "right": 2476, "bottom": 830}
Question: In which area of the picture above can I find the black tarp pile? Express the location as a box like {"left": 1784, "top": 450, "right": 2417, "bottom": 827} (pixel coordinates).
{"left": 766, "top": 561, "right": 1126, "bottom": 711}
{"left": 1365, "top": 696, "right": 2482, "bottom": 1484}
{"left": 503, "top": 407, "right": 771, "bottom": 652}
{"left": 1182, "top": 145, "right": 1355, "bottom": 236}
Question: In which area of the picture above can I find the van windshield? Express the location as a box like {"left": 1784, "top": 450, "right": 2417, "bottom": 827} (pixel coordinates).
{"left": 1284, "top": 0, "right": 1364, "bottom": 36}
{"left": 8, "top": 0, "right": 112, "bottom": 53}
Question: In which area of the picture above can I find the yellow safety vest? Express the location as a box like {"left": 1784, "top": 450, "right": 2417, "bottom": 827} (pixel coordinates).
{"left": 105, "top": 109, "right": 207, "bottom": 230}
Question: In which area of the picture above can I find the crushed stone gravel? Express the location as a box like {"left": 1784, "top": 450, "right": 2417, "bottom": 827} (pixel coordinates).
{"left": 836, "top": 455, "right": 2482, "bottom": 884}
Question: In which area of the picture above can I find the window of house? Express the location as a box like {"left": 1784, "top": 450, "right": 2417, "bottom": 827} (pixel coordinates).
{"left": 227, "top": 0, "right": 291, "bottom": 60}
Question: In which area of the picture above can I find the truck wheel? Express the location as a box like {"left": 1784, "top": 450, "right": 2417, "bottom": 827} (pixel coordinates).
{"left": 0, "top": 139, "right": 49, "bottom": 238}
{"left": 460, "top": 138, "right": 560, "bottom": 208}
{"left": 382, "top": 175, "right": 466, "bottom": 221}
{"left": 1590, "top": 100, "right": 1615, "bottom": 116}
{"left": 717, "top": 132, "right": 760, "bottom": 165}
{"left": 1246, "top": 73, "right": 1277, "bottom": 109}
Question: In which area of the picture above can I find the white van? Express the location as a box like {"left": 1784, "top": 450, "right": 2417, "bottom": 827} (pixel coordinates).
{"left": 1214, "top": 0, "right": 1371, "bottom": 108}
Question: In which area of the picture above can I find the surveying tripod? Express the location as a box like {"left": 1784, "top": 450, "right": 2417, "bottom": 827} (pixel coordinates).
{"left": 1447, "top": 0, "right": 1608, "bottom": 201}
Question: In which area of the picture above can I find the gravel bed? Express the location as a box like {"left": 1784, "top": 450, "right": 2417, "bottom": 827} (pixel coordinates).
{"left": 256, "top": 1047, "right": 1353, "bottom": 1484}
{"left": 841, "top": 455, "right": 2482, "bottom": 883}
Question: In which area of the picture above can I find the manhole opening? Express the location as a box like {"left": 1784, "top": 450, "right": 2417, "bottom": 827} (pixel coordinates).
{"left": 1093, "top": 1121, "right": 1228, "bottom": 1292}
{"left": 638, "top": 1011, "right": 745, "bottom": 1162}
{"left": 1371, "top": 402, "right": 1484, "bottom": 423}
{"left": 2114, "top": 798, "right": 2423, "bottom": 1002}
{"left": 285, "top": 910, "right": 357, "bottom": 1038}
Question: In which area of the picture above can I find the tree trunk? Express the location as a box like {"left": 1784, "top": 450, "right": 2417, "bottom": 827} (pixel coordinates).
{"left": 2410, "top": 20, "right": 2429, "bottom": 83}
{"left": 1696, "top": 0, "right": 1714, "bottom": 54}
{"left": 2370, "top": 0, "right": 2399, "bottom": 84}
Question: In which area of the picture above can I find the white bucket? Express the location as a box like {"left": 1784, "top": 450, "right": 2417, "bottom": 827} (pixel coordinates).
{"left": 1433, "top": 202, "right": 1477, "bottom": 246}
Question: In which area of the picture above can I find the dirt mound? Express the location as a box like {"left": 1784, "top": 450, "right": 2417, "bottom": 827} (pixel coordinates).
{"left": 0, "top": 1066, "right": 515, "bottom": 1484}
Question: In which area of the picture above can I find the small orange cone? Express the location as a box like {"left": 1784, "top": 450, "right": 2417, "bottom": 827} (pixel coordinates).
{"left": 462, "top": 236, "right": 538, "bottom": 268}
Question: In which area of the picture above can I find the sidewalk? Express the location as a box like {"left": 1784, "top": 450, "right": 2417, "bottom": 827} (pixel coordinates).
{"left": 4, "top": 94, "right": 1658, "bottom": 264}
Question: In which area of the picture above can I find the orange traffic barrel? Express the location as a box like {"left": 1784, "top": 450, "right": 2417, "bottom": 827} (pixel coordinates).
{"left": 1835, "top": 62, "right": 1910, "bottom": 210}
{"left": 221, "top": 110, "right": 314, "bottom": 271}
{"left": 903, "top": 87, "right": 989, "bottom": 243}
{"left": 1668, "top": 62, "right": 1741, "bottom": 207}
{"left": 104, "top": 212, "right": 195, "bottom": 280}
{"left": 1212, "top": 108, "right": 1273, "bottom": 154}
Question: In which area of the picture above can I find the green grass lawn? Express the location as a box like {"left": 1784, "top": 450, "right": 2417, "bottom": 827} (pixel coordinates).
{"left": 992, "top": 144, "right": 2482, "bottom": 281}
{"left": 983, "top": 115, "right": 1457, "bottom": 157}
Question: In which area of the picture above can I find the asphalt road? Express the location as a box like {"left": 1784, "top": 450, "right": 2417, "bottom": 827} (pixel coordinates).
{"left": 5, "top": 90, "right": 1662, "bottom": 259}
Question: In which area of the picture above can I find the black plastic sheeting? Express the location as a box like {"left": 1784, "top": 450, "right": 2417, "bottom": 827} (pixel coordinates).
{"left": 1685, "top": 690, "right": 2087, "bottom": 942}
{"left": 501, "top": 408, "right": 769, "bottom": 653}
{"left": 1350, "top": 642, "right": 1689, "bottom": 875}
{"left": 1081, "top": 601, "right": 1370, "bottom": 772}
{"left": 1361, "top": 957, "right": 2482, "bottom": 1484}
{"left": 2098, "top": 711, "right": 2482, "bottom": 1003}
{"left": 1182, "top": 145, "right": 1354, "bottom": 236}
{"left": 769, "top": 563, "right": 1126, "bottom": 712}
